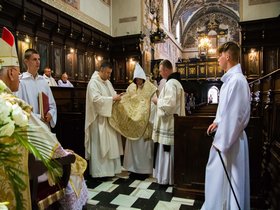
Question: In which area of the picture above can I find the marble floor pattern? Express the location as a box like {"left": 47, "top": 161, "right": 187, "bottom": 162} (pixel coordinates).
{"left": 85, "top": 171, "right": 203, "bottom": 210}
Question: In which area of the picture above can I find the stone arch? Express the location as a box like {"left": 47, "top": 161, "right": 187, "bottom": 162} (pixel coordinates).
{"left": 208, "top": 86, "right": 219, "bottom": 104}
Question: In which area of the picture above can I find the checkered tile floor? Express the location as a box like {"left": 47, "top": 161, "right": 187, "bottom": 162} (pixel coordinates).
{"left": 85, "top": 171, "right": 203, "bottom": 210}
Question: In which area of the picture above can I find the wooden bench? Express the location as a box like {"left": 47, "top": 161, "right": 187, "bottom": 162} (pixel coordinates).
{"left": 28, "top": 153, "right": 75, "bottom": 210}
{"left": 173, "top": 115, "right": 264, "bottom": 207}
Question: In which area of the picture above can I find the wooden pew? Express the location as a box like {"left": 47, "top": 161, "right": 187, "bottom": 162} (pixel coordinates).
{"left": 174, "top": 115, "right": 264, "bottom": 207}
{"left": 174, "top": 115, "right": 213, "bottom": 199}
{"left": 51, "top": 86, "right": 86, "bottom": 113}
{"left": 191, "top": 103, "right": 218, "bottom": 116}
{"left": 51, "top": 87, "right": 86, "bottom": 158}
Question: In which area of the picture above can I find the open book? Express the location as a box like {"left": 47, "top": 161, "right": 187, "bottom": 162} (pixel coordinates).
{"left": 38, "top": 92, "right": 49, "bottom": 119}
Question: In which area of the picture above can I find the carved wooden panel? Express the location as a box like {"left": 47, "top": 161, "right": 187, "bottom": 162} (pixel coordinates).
{"left": 151, "top": 59, "right": 162, "bottom": 82}
{"left": 174, "top": 115, "right": 213, "bottom": 199}
{"left": 176, "top": 63, "right": 186, "bottom": 80}
{"left": 17, "top": 40, "right": 33, "bottom": 72}
{"left": 77, "top": 52, "right": 85, "bottom": 80}
{"left": 53, "top": 45, "right": 63, "bottom": 77}
{"left": 216, "top": 64, "right": 224, "bottom": 78}
{"left": 269, "top": 93, "right": 280, "bottom": 210}
{"left": 243, "top": 48, "right": 261, "bottom": 79}
{"left": 37, "top": 40, "right": 49, "bottom": 75}
{"left": 65, "top": 51, "right": 76, "bottom": 79}
{"left": 174, "top": 115, "right": 264, "bottom": 207}
{"left": 51, "top": 87, "right": 86, "bottom": 157}
{"left": 206, "top": 62, "right": 216, "bottom": 78}
{"left": 269, "top": 142, "right": 280, "bottom": 210}
{"left": 86, "top": 52, "right": 95, "bottom": 80}
{"left": 113, "top": 58, "right": 126, "bottom": 83}
{"left": 264, "top": 47, "right": 279, "bottom": 73}
{"left": 187, "top": 63, "right": 197, "bottom": 79}
{"left": 198, "top": 62, "right": 206, "bottom": 79}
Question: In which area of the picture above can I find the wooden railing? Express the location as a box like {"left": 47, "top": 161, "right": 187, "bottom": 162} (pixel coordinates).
{"left": 249, "top": 68, "right": 280, "bottom": 85}
{"left": 249, "top": 68, "right": 280, "bottom": 117}
{"left": 173, "top": 115, "right": 263, "bottom": 207}
{"left": 173, "top": 68, "right": 280, "bottom": 208}
{"left": 248, "top": 68, "right": 280, "bottom": 209}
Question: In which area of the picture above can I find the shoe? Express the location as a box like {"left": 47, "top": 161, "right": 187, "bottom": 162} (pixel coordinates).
{"left": 137, "top": 174, "right": 149, "bottom": 180}
{"left": 129, "top": 172, "right": 137, "bottom": 179}
{"left": 158, "top": 183, "right": 170, "bottom": 190}
{"left": 129, "top": 172, "right": 149, "bottom": 180}
{"left": 92, "top": 176, "right": 113, "bottom": 182}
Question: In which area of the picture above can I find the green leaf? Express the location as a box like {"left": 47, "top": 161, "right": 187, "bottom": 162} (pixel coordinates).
{"left": 0, "top": 124, "right": 63, "bottom": 209}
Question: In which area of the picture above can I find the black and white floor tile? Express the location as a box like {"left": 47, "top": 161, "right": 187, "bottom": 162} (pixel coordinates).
{"left": 85, "top": 171, "right": 203, "bottom": 210}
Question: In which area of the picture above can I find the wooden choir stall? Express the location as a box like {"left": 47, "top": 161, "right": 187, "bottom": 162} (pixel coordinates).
{"left": 173, "top": 115, "right": 264, "bottom": 208}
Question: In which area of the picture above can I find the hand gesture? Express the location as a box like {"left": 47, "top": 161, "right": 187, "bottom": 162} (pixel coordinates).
{"left": 113, "top": 94, "right": 122, "bottom": 102}
{"left": 207, "top": 122, "right": 217, "bottom": 136}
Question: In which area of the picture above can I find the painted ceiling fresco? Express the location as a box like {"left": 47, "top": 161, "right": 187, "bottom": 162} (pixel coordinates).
{"left": 167, "top": 0, "right": 239, "bottom": 48}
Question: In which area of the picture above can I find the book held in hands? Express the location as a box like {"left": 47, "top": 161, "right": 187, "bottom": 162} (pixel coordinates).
{"left": 38, "top": 92, "right": 49, "bottom": 119}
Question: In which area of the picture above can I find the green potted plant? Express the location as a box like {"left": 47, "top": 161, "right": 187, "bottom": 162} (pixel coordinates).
{"left": 0, "top": 80, "right": 61, "bottom": 210}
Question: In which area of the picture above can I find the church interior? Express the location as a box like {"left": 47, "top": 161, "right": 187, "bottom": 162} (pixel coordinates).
{"left": 0, "top": 0, "right": 280, "bottom": 209}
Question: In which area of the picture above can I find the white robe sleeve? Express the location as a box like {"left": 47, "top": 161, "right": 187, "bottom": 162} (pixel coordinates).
{"left": 157, "top": 81, "right": 177, "bottom": 116}
{"left": 57, "top": 80, "right": 63, "bottom": 86}
{"left": 213, "top": 78, "right": 250, "bottom": 152}
{"left": 90, "top": 88, "right": 113, "bottom": 117}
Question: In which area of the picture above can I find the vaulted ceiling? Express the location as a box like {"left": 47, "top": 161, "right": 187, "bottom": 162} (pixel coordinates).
{"left": 168, "top": 0, "right": 239, "bottom": 48}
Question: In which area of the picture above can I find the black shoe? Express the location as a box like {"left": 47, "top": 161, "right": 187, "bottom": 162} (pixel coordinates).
{"left": 92, "top": 176, "right": 113, "bottom": 182}
{"left": 137, "top": 173, "right": 149, "bottom": 180}
{"left": 129, "top": 172, "right": 137, "bottom": 179}
{"left": 158, "top": 183, "right": 170, "bottom": 190}
{"left": 129, "top": 172, "right": 149, "bottom": 180}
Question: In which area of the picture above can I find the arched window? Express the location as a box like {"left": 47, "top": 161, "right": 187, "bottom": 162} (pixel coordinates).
{"left": 208, "top": 86, "right": 219, "bottom": 104}
{"left": 176, "top": 21, "right": 181, "bottom": 43}
{"left": 163, "top": 0, "right": 169, "bottom": 31}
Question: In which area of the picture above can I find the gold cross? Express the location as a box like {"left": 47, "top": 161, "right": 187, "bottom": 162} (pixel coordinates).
{"left": 0, "top": 59, "right": 4, "bottom": 64}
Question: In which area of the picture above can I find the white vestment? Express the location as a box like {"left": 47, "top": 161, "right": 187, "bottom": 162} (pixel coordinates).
{"left": 58, "top": 79, "right": 74, "bottom": 87}
{"left": 124, "top": 137, "right": 154, "bottom": 174}
{"left": 84, "top": 73, "right": 123, "bottom": 177}
{"left": 123, "top": 88, "right": 157, "bottom": 174}
{"left": 111, "top": 64, "right": 157, "bottom": 175}
{"left": 158, "top": 78, "right": 166, "bottom": 93}
{"left": 201, "top": 64, "right": 250, "bottom": 210}
{"left": 43, "top": 74, "right": 58, "bottom": 86}
{"left": 152, "top": 76, "right": 185, "bottom": 185}
{"left": 17, "top": 72, "right": 57, "bottom": 128}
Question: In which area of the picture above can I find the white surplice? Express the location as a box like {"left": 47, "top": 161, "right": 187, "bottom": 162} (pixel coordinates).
{"left": 57, "top": 79, "right": 74, "bottom": 87}
{"left": 17, "top": 72, "right": 57, "bottom": 128}
{"left": 84, "top": 73, "right": 123, "bottom": 177}
{"left": 152, "top": 76, "right": 185, "bottom": 185}
{"left": 201, "top": 64, "right": 250, "bottom": 210}
{"left": 43, "top": 74, "right": 58, "bottom": 86}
